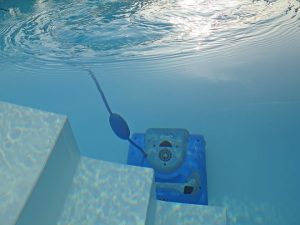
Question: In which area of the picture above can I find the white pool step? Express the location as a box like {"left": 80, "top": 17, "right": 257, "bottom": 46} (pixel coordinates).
{"left": 0, "top": 101, "right": 80, "bottom": 225}
{"left": 155, "top": 200, "right": 227, "bottom": 225}
{"left": 56, "top": 157, "right": 156, "bottom": 225}
{"left": 0, "top": 101, "right": 227, "bottom": 225}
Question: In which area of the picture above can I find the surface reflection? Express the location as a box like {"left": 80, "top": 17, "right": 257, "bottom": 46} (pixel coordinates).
{"left": 0, "top": 0, "right": 299, "bottom": 70}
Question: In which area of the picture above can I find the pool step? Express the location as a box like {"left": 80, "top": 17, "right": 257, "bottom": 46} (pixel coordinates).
{"left": 155, "top": 200, "right": 227, "bottom": 225}
{"left": 0, "top": 101, "right": 227, "bottom": 225}
{"left": 56, "top": 157, "right": 156, "bottom": 225}
{"left": 0, "top": 101, "right": 80, "bottom": 225}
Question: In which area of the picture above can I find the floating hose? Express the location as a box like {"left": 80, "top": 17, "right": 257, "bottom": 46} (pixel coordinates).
{"left": 87, "top": 69, "right": 147, "bottom": 157}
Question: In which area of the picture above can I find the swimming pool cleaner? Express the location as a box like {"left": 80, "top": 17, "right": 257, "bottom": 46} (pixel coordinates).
{"left": 88, "top": 69, "right": 208, "bottom": 205}
{"left": 127, "top": 128, "right": 208, "bottom": 205}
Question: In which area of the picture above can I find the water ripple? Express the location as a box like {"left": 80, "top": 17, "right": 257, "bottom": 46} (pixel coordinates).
{"left": 0, "top": 0, "right": 299, "bottom": 71}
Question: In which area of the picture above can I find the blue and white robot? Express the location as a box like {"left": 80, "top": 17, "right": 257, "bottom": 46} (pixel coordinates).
{"left": 127, "top": 128, "right": 208, "bottom": 205}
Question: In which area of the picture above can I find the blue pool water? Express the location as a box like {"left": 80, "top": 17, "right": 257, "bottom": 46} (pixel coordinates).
{"left": 1, "top": 0, "right": 300, "bottom": 224}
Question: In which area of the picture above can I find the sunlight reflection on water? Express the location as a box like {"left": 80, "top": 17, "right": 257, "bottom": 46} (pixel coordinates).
{"left": 0, "top": 0, "right": 299, "bottom": 70}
